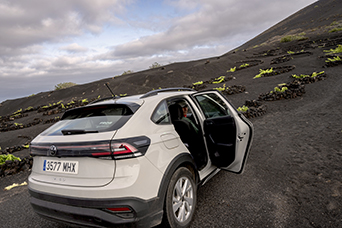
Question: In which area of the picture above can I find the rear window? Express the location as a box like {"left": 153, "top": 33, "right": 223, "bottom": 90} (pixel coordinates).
{"left": 41, "top": 104, "right": 135, "bottom": 136}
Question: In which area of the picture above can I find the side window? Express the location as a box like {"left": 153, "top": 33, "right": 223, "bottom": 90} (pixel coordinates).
{"left": 194, "top": 93, "right": 230, "bottom": 119}
{"left": 151, "top": 101, "right": 171, "bottom": 124}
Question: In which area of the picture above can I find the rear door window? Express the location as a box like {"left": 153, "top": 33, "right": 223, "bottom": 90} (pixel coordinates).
{"left": 151, "top": 101, "right": 170, "bottom": 124}
{"left": 41, "top": 104, "right": 136, "bottom": 136}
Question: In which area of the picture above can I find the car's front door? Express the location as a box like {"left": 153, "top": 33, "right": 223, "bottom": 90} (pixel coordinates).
{"left": 192, "top": 91, "right": 253, "bottom": 173}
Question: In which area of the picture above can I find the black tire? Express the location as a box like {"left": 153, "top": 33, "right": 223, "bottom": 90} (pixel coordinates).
{"left": 163, "top": 167, "right": 197, "bottom": 228}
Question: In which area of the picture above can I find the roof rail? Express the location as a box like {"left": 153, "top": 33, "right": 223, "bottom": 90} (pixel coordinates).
{"left": 140, "top": 87, "right": 195, "bottom": 99}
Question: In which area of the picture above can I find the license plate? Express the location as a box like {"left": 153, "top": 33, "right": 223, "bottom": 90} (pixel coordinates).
{"left": 43, "top": 159, "right": 79, "bottom": 174}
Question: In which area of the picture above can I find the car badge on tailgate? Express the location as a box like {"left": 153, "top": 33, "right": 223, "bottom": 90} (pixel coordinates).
{"left": 49, "top": 145, "right": 58, "bottom": 156}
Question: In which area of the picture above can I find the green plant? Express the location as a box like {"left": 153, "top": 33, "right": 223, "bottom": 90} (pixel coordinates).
{"left": 23, "top": 145, "right": 30, "bottom": 149}
{"left": 121, "top": 70, "right": 134, "bottom": 75}
{"left": 280, "top": 33, "right": 308, "bottom": 43}
{"left": 287, "top": 51, "right": 295, "bottom": 54}
{"left": 227, "top": 67, "right": 236, "bottom": 72}
{"left": 271, "top": 86, "right": 288, "bottom": 93}
{"left": 14, "top": 123, "right": 23, "bottom": 126}
{"left": 240, "top": 63, "right": 249, "bottom": 68}
{"left": 25, "top": 106, "right": 33, "bottom": 111}
{"left": 193, "top": 81, "right": 203, "bottom": 85}
{"left": 12, "top": 109, "right": 22, "bottom": 115}
{"left": 212, "top": 76, "right": 225, "bottom": 84}
{"left": 81, "top": 99, "right": 88, "bottom": 103}
{"left": 149, "top": 62, "right": 162, "bottom": 69}
{"left": 325, "top": 56, "right": 341, "bottom": 62}
{"left": 292, "top": 71, "right": 324, "bottom": 79}
{"left": 311, "top": 71, "right": 325, "bottom": 77}
{"left": 254, "top": 68, "right": 273, "bottom": 79}
{"left": 329, "top": 27, "right": 342, "bottom": 33}
{"left": 237, "top": 105, "right": 249, "bottom": 112}
{"left": 324, "top": 45, "right": 342, "bottom": 54}
{"left": 55, "top": 82, "right": 77, "bottom": 90}
{"left": 0, "top": 154, "right": 21, "bottom": 166}
{"left": 214, "top": 84, "right": 226, "bottom": 92}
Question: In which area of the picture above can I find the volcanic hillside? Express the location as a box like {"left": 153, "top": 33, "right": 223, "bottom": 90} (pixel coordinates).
{"left": 0, "top": 0, "right": 341, "bottom": 227}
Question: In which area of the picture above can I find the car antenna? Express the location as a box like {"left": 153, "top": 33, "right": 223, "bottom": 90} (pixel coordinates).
{"left": 104, "top": 82, "right": 115, "bottom": 97}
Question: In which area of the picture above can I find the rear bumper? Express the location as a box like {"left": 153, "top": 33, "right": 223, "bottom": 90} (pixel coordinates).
{"left": 29, "top": 187, "right": 163, "bottom": 228}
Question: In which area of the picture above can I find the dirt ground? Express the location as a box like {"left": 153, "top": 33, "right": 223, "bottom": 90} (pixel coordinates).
{"left": 0, "top": 0, "right": 341, "bottom": 227}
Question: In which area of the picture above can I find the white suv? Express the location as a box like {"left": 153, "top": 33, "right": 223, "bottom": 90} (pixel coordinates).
{"left": 28, "top": 88, "right": 253, "bottom": 228}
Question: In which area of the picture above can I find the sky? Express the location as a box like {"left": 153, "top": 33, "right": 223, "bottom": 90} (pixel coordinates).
{"left": 0, "top": 0, "right": 317, "bottom": 102}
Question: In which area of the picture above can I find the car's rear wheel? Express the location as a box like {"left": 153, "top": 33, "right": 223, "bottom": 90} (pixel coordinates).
{"left": 164, "top": 167, "right": 197, "bottom": 228}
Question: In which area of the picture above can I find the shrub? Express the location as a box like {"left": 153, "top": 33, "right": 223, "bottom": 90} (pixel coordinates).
{"left": 0, "top": 154, "right": 21, "bottom": 165}
{"left": 324, "top": 44, "right": 342, "bottom": 54}
{"left": 55, "top": 82, "right": 77, "bottom": 90}
{"left": 237, "top": 105, "right": 249, "bottom": 112}
{"left": 211, "top": 76, "right": 225, "bottom": 84}
{"left": 240, "top": 63, "right": 249, "bottom": 68}
{"left": 254, "top": 68, "right": 273, "bottom": 79}
{"left": 325, "top": 56, "right": 341, "bottom": 62}
{"left": 329, "top": 27, "right": 342, "bottom": 33}
{"left": 292, "top": 71, "right": 324, "bottom": 79}
{"left": 149, "top": 62, "right": 162, "bottom": 69}
{"left": 193, "top": 81, "right": 203, "bottom": 85}
{"left": 121, "top": 70, "right": 134, "bottom": 75}
{"left": 227, "top": 67, "right": 236, "bottom": 72}
{"left": 280, "top": 33, "right": 308, "bottom": 43}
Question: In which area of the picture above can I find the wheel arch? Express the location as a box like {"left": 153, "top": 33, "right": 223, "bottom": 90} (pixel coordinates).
{"left": 157, "top": 153, "right": 199, "bottom": 204}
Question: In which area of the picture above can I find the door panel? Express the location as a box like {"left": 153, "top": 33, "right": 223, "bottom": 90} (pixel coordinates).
{"left": 203, "top": 116, "right": 236, "bottom": 168}
{"left": 192, "top": 91, "right": 253, "bottom": 174}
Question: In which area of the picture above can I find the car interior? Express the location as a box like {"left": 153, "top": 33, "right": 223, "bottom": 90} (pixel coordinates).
{"left": 168, "top": 99, "right": 208, "bottom": 170}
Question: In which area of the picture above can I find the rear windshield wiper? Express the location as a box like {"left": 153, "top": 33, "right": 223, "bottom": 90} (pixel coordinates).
{"left": 61, "top": 129, "right": 99, "bottom": 135}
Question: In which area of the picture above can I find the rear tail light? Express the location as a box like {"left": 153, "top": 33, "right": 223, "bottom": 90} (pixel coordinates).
{"left": 30, "top": 136, "right": 150, "bottom": 160}
{"left": 110, "top": 136, "right": 150, "bottom": 160}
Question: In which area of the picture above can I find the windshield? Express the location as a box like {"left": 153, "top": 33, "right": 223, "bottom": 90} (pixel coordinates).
{"left": 41, "top": 104, "right": 135, "bottom": 136}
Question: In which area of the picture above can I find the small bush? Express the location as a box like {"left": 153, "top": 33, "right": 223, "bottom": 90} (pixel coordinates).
{"left": 329, "top": 27, "right": 342, "bottom": 33}
{"left": 55, "top": 82, "right": 77, "bottom": 90}
{"left": 121, "top": 70, "right": 134, "bottom": 75}
{"left": 211, "top": 76, "right": 225, "bottom": 84}
{"left": 324, "top": 44, "right": 342, "bottom": 55}
{"left": 292, "top": 71, "right": 325, "bottom": 79}
{"left": 280, "top": 33, "right": 308, "bottom": 43}
{"left": 227, "top": 67, "right": 236, "bottom": 72}
{"left": 0, "top": 154, "right": 21, "bottom": 165}
{"left": 254, "top": 68, "right": 273, "bottom": 79}
{"left": 237, "top": 105, "right": 249, "bottom": 112}
{"left": 325, "top": 56, "right": 341, "bottom": 62}
{"left": 149, "top": 62, "right": 162, "bottom": 69}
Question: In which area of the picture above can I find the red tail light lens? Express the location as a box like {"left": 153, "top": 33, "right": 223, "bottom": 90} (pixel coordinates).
{"left": 110, "top": 136, "right": 150, "bottom": 160}
{"left": 105, "top": 207, "right": 135, "bottom": 218}
{"left": 111, "top": 143, "right": 141, "bottom": 159}
{"left": 106, "top": 207, "right": 132, "bottom": 212}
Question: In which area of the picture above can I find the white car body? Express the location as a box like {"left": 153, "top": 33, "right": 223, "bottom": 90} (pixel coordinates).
{"left": 28, "top": 88, "right": 253, "bottom": 227}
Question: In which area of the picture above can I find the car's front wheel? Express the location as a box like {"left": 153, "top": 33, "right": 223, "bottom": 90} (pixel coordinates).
{"left": 164, "top": 167, "right": 197, "bottom": 228}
